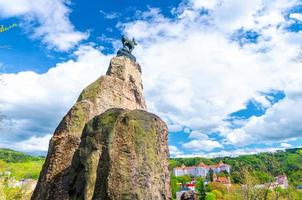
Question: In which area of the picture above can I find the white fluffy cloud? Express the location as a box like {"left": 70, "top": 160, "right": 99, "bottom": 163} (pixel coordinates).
{"left": 189, "top": 131, "right": 209, "bottom": 140}
{"left": 182, "top": 138, "right": 223, "bottom": 152}
{"left": 1, "top": 0, "right": 302, "bottom": 155}
{"left": 120, "top": 0, "right": 302, "bottom": 149}
{"left": 225, "top": 89, "right": 302, "bottom": 145}
{"left": 189, "top": 0, "right": 217, "bottom": 10}
{"left": 0, "top": 0, "right": 88, "bottom": 51}
{"left": 168, "top": 124, "right": 183, "bottom": 132}
{"left": 290, "top": 13, "right": 302, "bottom": 21}
{"left": 0, "top": 134, "right": 52, "bottom": 153}
{"left": 99, "top": 10, "right": 120, "bottom": 20}
{"left": 0, "top": 45, "right": 111, "bottom": 150}
{"left": 15, "top": 134, "right": 52, "bottom": 152}
{"left": 174, "top": 147, "right": 288, "bottom": 158}
{"left": 169, "top": 145, "right": 184, "bottom": 157}
{"left": 280, "top": 142, "right": 292, "bottom": 148}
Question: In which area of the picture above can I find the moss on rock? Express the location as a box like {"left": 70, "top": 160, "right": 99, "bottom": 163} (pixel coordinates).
{"left": 67, "top": 108, "right": 171, "bottom": 200}
{"left": 32, "top": 57, "right": 148, "bottom": 200}
{"left": 77, "top": 78, "right": 102, "bottom": 101}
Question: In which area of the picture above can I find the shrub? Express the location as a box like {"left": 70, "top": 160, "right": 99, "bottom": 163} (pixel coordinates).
{"left": 205, "top": 192, "right": 216, "bottom": 200}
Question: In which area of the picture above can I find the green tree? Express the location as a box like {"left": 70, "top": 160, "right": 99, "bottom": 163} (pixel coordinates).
{"left": 0, "top": 24, "right": 17, "bottom": 33}
{"left": 205, "top": 192, "right": 216, "bottom": 200}
{"left": 169, "top": 160, "right": 180, "bottom": 172}
{"left": 196, "top": 178, "right": 206, "bottom": 200}
{"left": 207, "top": 182, "right": 227, "bottom": 195}
{"left": 208, "top": 169, "right": 214, "bottom": 182}
{"left": 222, "top": 170, "right": 229, "bottom": 177}
{"left": 170, "top": 175, "right": 180, "bottom": 199}
{"left": 211, "top": 189, "right": 222, "bottom": 199}
{"left": 284, "top": 186, "right": 302, "bottom": 200}
{"left": 171, "top": 148, "right": 302, "bottom": 187}
{"left": 254, "top": 171, "right": 273, "bottom": 184}
{"left": 176, "top": 175, "right": 191, "bottom": 185}
{"left": 224, "top": 184, "right": 244, "bottom": 200}
{"left": 240, "top": 168, "right": 270, "bottom": 200}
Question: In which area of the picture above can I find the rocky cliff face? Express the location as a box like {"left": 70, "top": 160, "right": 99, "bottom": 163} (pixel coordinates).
{"left": 32, "top": 56, "right": 170, "bottom": 200}
{"left": 68, "top": 109, "right": 170, "bottom": 200}
{"left": 32, "top": 57, "right": 147, "bottom": 199}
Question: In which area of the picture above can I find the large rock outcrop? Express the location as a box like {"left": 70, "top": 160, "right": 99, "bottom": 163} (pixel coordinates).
{"left": 32, "top": 57, "right": 147, "bottom": 199}
{"left": 68, "top": 108, "right": 171, "bottom": 200}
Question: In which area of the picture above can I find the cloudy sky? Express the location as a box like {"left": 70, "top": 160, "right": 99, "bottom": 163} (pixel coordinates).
{"left": 0, "top": 0, "right": 301, "bottom": 157}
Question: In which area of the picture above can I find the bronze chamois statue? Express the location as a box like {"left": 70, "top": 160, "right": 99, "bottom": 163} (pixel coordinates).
{"left": 117, "top": 35, "right": 137, "bottom": 61}
{"left": 122, "top": 35, "right": 137, "bottom": 53}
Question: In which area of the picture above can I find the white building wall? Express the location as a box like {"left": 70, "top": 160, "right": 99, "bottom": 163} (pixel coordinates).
{"left": 174, "top": 164, "right": 231, "bottom": 177}
{"left": 195, "top": 167, "right": 208, "bottom": 177}
{"left": 174, "top": 169, "right": 185, "bottom": 176}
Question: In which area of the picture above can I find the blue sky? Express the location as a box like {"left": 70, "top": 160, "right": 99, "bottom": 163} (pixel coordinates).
{"left": 0, "top": 0, "right": 182, "bottom": 73}
{"left": 0, "top": 0, "right": 302, "bottom": 157}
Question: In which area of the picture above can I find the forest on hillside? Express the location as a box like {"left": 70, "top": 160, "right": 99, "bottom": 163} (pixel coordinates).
{"left": 169, "top": 148, "right": 302, "bottom": 199}
{"left": 0, "top": 148, "right": 44, "bottom": 199}
{"left": 0, "top": 148, "right": 301, "bottom": 199}
{"left": 170, "top": 148, "right": 302, "bottom": 187}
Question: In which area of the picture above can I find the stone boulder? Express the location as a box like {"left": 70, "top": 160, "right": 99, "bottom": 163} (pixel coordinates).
{"left": 180, "top": 190, "right": 196, "bottom": 200}
{"left": 32, "top": 57, "right": 147, "bottom": 200}
{"left": 67, "top": 108, "right": 171, "bottom": 200}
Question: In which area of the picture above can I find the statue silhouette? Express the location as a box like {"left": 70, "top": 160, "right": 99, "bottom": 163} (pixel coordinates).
{"left": 121, "top": 35, "right": 137, "bottom": 53}
{"left": 117, "top": 35, "right": 137, "bottom": 62}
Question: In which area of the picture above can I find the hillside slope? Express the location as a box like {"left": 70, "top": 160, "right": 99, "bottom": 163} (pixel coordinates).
{"left": 0, "top": 148, "right": 44, "bottom": 180}
{"left": 0, "top": 148, "right": 44, "bottom": 163}
{"left": 170, "top": 148, "right": 302, "bottom": 186}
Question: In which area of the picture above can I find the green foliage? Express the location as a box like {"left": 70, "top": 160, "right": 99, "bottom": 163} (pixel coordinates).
{"left": 205, "top": 183, "right": 212, "bottom": 193}
{"left": 196, "top": 178, "right": 206, "bottom": 200}
{"left": 208, "top": 169, "right": 214, "bottom": 182}
{"left": 253, "top": 171, "right": 273, "bottom": 183}
{"left": 3, "top": 186, "right": 24, "bottom": 200}
{"left": 207, "top": 182, "right": 227, "bottom": 195}
{"left": 170, "top": 157, "right": 214, "bottom": 167}
{"left": 0, "top": 147, "right": 301, "bottom": 200}
{"left": 170, "top": 175, "right": 180, "bottom": 199}
{"left": 0, "top": 179, "right": 33, "bottom": 200}
{"left": 0, "top": 24, "right": 17, "bottom": 33}
{"left": 0, "top": 149, "right": 44, "bottom": 181}
{"left": 211, "top": 190, "right": 222, "bottom": 199}
{"left": 224, "top": 184, "right": 244, "bottom": 200}
{"left": 0, "top": 160, "right": 44, "bottom": 180}
{"left": 169, "top": 160, "right": 181, "bottom": 171}
{"left": 285, "top": 186, "right": 302, "bottom": 200}
{"left": 205, "top": 192, "right": 216, "bottom": 200}
{"left": 170, "top": 148, "right": 302, "bottom": 186}
{"left": 176, "top": 175, "right": 192, "bottom": 184}
{"left": 0, "top": 149, "right": 44, "bottom": 200}
{"left": 219, "top": 170, "right": 229, "bottom": 178}
{"left": 170, "top": 149, "right": 302, "bottom": 199}
{"left": 0, "top": 148, "right": 44, "bottom": 163}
